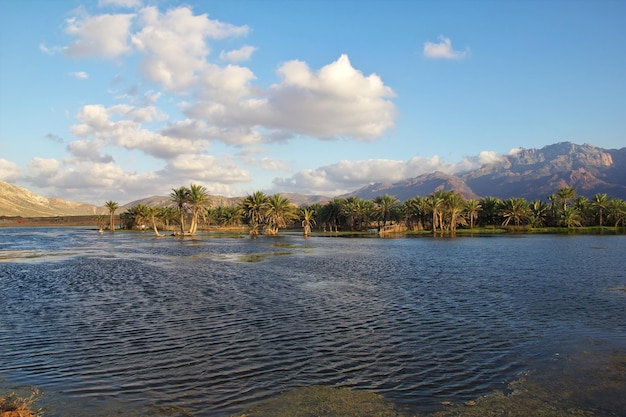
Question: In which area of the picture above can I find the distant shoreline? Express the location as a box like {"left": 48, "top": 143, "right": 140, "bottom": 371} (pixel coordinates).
{"left": 1, "top": 216, "right": 625, "bottom": 236}
{"left": 0, "top": 215, "right": 106, "bottom": 228}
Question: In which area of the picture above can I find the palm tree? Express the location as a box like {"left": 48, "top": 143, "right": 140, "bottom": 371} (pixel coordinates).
{"left": 591, "top": 193, "right": 609, "bottom": 226}
{"left": 318, "top": 198, "right": 344, "bottom": 232}
{"left": 241, "top": 191, "right": 269, "bottom": 235}
{"left": 556, "top": 187, "right": 577, "bottom": 212}
{"left": 528, "top": 200, "right": 548, "bottom": 227}
{"left": 606, "top": 199, "right": 626, "bottom": 227}
{"left": 170, "top": 186, "right": 189, "bottom": 235}
{"left": 96, "top": 214, "right": 105, "bottom": 232}
{"left": 403, "top": 196, "right": 428, "bottom": 231}
{"left": 159, "top": 206, "right": 176, "bottom": 230}
{"left": 301, "top": 207, "right": 316, "bottom": 236}
{"left": 561, "top": 206, "right": 582, "bottom": 228}
{"left": 464, "top": 199, "right": 482, "bottom": 230}
{"left": 373, "top": 194, "right": 400, "bottom": 230}
{"left": 500, "top": 197, "right": 530, "bottom": 227}
{"left": 426, "top": 191, "right": 445, "bottom": 232}
{"left": 443, "top": 191, "right": 466, "bottom": 231}
{"left": 265, "top": 194, "right": 297, "bottom": 235}
{"left": 341, "top": 197, "right": 372, "bottom": 231}
{"left": 145, "top": 206, "right": 165, "bottom": 237}
{"left": 479, "top": 196, "right": 502, "bottom": 227}
{"left": 104, "top": 200, "right": 119, "bottom": 232}
{"left": 186, "top": 184, "right": 210, "bottom": 235}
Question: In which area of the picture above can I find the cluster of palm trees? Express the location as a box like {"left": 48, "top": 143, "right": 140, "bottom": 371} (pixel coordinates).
{"left": 104, "top": 185, "right": 626, "bottom": 237}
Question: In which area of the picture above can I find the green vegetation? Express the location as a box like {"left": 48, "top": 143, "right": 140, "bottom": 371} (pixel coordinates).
{"left": 113, "top": 187, "right": 626, "bottom": 237}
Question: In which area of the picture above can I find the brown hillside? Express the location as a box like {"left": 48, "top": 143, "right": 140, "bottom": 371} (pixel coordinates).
{"left": 0, "top": 180, "right": 100, "bottom": 217}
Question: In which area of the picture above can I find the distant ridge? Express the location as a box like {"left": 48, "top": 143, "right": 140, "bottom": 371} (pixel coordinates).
{"left": 0, "top": 180, "right": 100, "bottom": 217}
{"left": 348, "top": 142, "right": 626, "bottom": 201}
{"left": 2, "top": 142, "right": 626, "bottom": 217}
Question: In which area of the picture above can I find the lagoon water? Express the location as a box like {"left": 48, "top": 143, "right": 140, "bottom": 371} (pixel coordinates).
{"left": 0, "top": 227, "right": 625, "bottom": 416}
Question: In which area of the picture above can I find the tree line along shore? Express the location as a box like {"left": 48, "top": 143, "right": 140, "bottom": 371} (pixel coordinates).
{"left": 88, "top": 185, "right": 626, "bottom": 237}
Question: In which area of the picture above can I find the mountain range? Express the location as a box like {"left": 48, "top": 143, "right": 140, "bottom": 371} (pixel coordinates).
{"left": 349, "top": 142, "right": 626, "bottom": 201}
{"left": 1, "top": 142, "right": 625, "bottom": 217}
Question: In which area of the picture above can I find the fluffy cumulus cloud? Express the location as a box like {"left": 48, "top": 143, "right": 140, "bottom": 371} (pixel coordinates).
{"left": 166, "top": 154, "right": 251, "bottom": 183}
{"left": 131, "top": 6, "right": 249, "bottom": 92}
{"left": 64, "top": 12, "right": 134, "bottom": 57}
{"left": 0, "top": 158, "right": 25, "bottom": 182}
{"left": 19, "top": 3, "right": 404, "bottom": 203}
{"left": 68, "top": 103, "right": 207, "bottom": 160}
{"left": 423, "top": 36, "right": 469, "bottom": 59}
{"left": 263, "top": 55, "right": 396, "bottom": 141}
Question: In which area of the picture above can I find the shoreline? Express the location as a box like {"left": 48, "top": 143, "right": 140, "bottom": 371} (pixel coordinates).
{"left": 1, "top": 216, "right": 625, "bottom": 236}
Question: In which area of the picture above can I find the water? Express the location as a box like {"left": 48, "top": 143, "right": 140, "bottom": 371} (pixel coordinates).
{"left": 0, "top": 228, "right": 625, "bottom": 416}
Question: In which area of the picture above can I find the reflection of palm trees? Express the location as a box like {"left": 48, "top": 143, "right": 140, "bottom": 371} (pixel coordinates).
{"left": 104, "top": 200, "right": 119, "bottom": 232}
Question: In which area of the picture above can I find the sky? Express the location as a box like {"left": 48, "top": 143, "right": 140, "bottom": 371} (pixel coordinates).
{"left": 0, "top": 0, "right": 624, "bottom": 205}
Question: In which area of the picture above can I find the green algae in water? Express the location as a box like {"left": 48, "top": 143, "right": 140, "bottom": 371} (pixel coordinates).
{"left": 238, "top": 251, "right": 292, "bottom": 263}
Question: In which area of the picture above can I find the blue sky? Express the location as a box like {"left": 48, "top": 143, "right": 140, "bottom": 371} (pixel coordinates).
{"left": 0, "top": 0, "right": 624, "bottom": 205}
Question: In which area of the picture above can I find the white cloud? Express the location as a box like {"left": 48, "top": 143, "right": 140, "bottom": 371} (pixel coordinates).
{"left": 28, "top": 157, "right": 62, "bottom": 178}
{"left": 272, "top": 151, "right": 504, "bottom": 196}
{"left": 423, "top": 36, "right": 469, "bottom": 59}
{"left": 261, "top": 157, "right": 291, "bottom": 171}
{"left": 66, "top": 139, "right": 114, "bottom": 163}
{"left": 70, "top": 71, "right": 89, "bottom": 79}
{"left": 166, "top": 154, "right": 251, "bottom": 183}
{"left": 219, "top": 45, "right": 256, "bottom": 62}
{"left": 0, "top": 158, "right": 25, "bottom": 182}
{"left": 508, "top": 147, "right": 525, "bottom": 155}
{"left": 39, "top": 43, "right": 61, "bottom": 55}
{"left": 131, "top": 6, "right": 249, "bottom": 92}
{"left": 98, "top": 0, "right": 142, "bottom": 8}
{"left": 261, "top": 55, "right": 396, "bottom": 141}
{"left": 64, "top": 12, "right": 134, "bottom": 58}
{"left": 70, "top": 103, "right": 205, "bottom": 160}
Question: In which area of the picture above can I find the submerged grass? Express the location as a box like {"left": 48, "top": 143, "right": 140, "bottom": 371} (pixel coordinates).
{"left": 0, "top": 388, "right": 41, "bottom": 417}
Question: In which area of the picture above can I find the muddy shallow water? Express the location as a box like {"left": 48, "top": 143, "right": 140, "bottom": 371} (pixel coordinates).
{"left": 1, "top": 228, "right": 624, "bottom": 416}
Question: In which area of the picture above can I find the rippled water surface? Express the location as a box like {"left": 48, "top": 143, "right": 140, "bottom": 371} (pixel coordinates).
{"left": 1, "top": 228, "right": 625, "bottom": 416}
